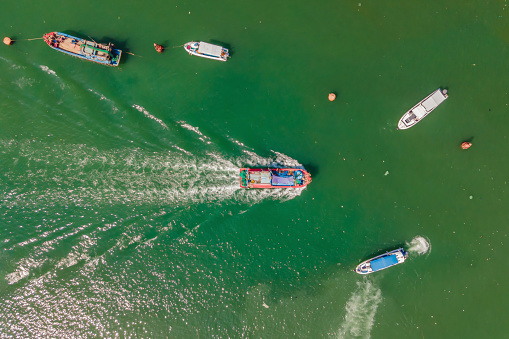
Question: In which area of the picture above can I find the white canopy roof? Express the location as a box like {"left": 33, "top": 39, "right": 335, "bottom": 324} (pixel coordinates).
{"left": 413, "top": 105, "right": 427, "bottom": 119}
{"left": 422, "top": 91, "right": 447, "bottom": 112}
{"left": 197, "top": 42, "right": 222, "bottom": 57}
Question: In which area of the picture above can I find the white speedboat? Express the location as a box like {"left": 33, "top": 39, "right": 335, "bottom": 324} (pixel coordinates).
{"left": 397, "top": 88, "right": 448, "bottom": 130}
{"left": 355, "top": 248, "right": 408, "bottom": 274}
{"left": 183, "top": 41, "right": 230, "bottom": 61}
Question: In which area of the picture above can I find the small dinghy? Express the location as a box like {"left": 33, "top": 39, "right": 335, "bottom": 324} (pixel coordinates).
{"left": 239, "top": 168, "right": 311, "bottom": 188}
{"left": 43, "top": 32, "right": 122, "bottom": 67}
{"left": 183, "top": 41, "right": 229, "bottom": 61}
{"left": 397, "top": 89, "right": 448, "bottom": 130}
{"left": 355, "top": 248, "right": 408, "bottom": 274}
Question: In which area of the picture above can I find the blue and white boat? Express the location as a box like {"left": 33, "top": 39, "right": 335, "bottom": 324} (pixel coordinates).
{"left": 355, "top": 248, "right": 408, "bottom": 274}
{"left": 183, "top": 41, "right": 229, "bottom": 61}
{"left": 43, "top": 32, "right": 122, "bottom": 67}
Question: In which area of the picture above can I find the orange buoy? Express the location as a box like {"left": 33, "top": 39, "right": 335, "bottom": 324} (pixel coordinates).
{"left": 3, "top": 37, "right": 12, "bottom": 45}
{"left": 328, "top": 93, "right": 336, "bottom": 101}
{"left": 154, "top": 43, "right": 164, "bottom": 53}
{"left": 461, "top": 142, "right": 472, "bottom": 149}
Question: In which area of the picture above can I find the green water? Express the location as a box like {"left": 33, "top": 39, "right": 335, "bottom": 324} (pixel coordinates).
{"left": 1, "top": 0, "right": 509, "bottom": 337}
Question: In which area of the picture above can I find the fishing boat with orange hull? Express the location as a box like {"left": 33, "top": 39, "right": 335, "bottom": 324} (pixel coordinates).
{"left": 239, "top": 168, "right": 311, "bottom": 189}
{"left": 43, "top": 32, "right": 122, "bottom": 66}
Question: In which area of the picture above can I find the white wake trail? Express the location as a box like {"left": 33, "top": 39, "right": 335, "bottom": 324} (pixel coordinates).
{"left": 336, "top": 279, "right": 382, "bottom": 339}
{"left": 0, "top": 141, "right": 305, "bottom": 208}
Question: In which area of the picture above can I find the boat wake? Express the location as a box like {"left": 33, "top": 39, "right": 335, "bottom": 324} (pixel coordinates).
{"left": 406, "top": 236, "right": 430, "bottom": 256}
{"left": 0, "top": 140, "right": 303, "bottom": 209}
{"left": 237, "top": 150, "right": 303, "bottom": 168}
{"left": 0, "top": 139, "right": 306, "bottom": 286}
{"left": 134, "top": 104, "right": 168, "bottom": 130}
{"left": 336, "top": 279, "right": 382, "bottom": 339}
{"left": 39, "top": 65, "right": 58, "bottom": 77}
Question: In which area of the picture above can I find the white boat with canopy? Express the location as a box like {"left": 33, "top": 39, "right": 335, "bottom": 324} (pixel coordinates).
{"left": 183, "top": 41, "right": 230, "bottom": 61}
{"left": 397, "top": 88, "right": 448, "bottom": 130}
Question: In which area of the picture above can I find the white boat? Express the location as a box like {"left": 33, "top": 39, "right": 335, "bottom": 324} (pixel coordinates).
{"left": 355, "top": 248, "right": 408, "bottom": 274}
{"left": 183, "top": 41, "right": 230, "bottom": 61}
{"left": 397, "top": 89, "right": 448, "bottom": 130}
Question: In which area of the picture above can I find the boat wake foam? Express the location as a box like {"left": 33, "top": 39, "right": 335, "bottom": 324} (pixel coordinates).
{"left": 133, "top": 104, "right": 168, "bottom": 130}
{"left": 336, "top": 279, "right": 382, "bottom": 339}
{"left": 0, "top": 140, "right": 303, "bottom": 208}
{"left": 39, "top": 65, "right": 58, "bottom": 77}
{"left": 406, "top": 236, "right": 430, "bottom": 255}
{"left": 178, "top": 121, "right": 211, "bottom": 144}
{"left": 238, "top": 150, "right": 303, "bottom": 168}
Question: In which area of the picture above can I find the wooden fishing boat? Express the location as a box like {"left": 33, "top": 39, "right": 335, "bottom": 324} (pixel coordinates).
{"left": 239, "top": 168, "right": 311, "bottom": 189}
{"left": 183, "top": 41, "right": 229, "bottom": 61}
{"left": 397, "top": 89, "right": 448, "bottom": 130}
{"left": 355, "top": 248, "right": 408, "bottom": 274}
{"left": 43, "top": 32, "right": 122, "bottom": 67}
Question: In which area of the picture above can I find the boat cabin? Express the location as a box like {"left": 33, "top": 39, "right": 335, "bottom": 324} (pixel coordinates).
{"left": 197, "top": 42, "right": 224, "bottom": 58}
{"left": 270, "top": 170, "right": 299, "bottom": 186}
{"left": 422, "top": 91, "right": 447, "bottom": 111}
{"left": 370, "top": 254, "right": 399, "bottom": 272}
{"left": 248, "top": 171, "right": 271, "bottom": 185}
{"left": 82, "top": 44, "right": 113, "bottom": 61}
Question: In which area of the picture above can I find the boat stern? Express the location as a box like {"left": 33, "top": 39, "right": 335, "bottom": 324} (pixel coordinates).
{"left": 239, "top": 168, "right": 249, "bottom": 188}
{"left": 111, "top": 49, "right": 122, "bottom": 66}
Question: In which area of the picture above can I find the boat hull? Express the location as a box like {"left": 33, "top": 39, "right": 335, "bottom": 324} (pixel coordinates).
{"left": 239, "top": 168, "right": 311, "bottom": 189}
{"left": 397, "top": 89, "right": 448, "bottom": 130}
{"left": 184, "top": 41, "right": 229, "bottom": 61}
{"left": 43, "top": 32, "right": 122, "bottom": 67}
{"left": 355, "top": 248, "right": 408, "bottom": 274}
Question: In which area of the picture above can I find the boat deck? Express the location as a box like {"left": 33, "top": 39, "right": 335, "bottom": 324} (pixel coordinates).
{"left": 239, "top": 168, "right": 311, "bottom": 189}
{"left": 44, "top": 32, "right": 122, "bottom": 67}
{"left": 56, "top": 37, "right": 82, "bottom": 55}
{"left": 50, "top": 34, "right": 113, "bottom": 59}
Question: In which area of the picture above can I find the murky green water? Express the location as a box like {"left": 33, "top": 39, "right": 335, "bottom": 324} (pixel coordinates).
{"left": 1, "top": 0, "right": 509, "bottom": 337}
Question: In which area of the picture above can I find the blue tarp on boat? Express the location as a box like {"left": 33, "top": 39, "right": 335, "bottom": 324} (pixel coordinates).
{"left": 370, "top": 254, "right": 398, "bottom": 272}
{"left": 271, "top": 175, "right": 295, "bottom": 186}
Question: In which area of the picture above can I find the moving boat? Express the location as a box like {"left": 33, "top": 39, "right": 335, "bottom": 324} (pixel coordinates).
{"left": 239, "top": 168, "right": 311, "bottom": 188}
{"left": 397, "top": 88, "right": 448, "bottom": 130}
{"left": 355, "top": 248, "right": 408, "bottom": 274}
{"left": 183, "top": 41, "right": 229, "bottom": 61}
{"left": 43, "top": 32, "right": 122, "bottom": 67}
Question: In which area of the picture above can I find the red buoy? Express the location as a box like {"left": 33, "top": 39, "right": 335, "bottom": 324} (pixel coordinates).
{"left": 3, "top": 37, "right": 12, "bottom": 45}
{"left": 328, "top": 93, "right": 336, "bottom": 101}
{"left": 154, "top": 43, "right": 164, "bottom": 53}
{"left": 461, "top": 142, "right": 472, "bottom": 149}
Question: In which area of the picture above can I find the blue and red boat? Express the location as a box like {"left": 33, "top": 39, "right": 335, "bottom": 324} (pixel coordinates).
{"left": 43, "top": 32, "right": 122, "bottom": 67}
{"left": 239, "top": 168, "right": 312, "bottom": 189}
